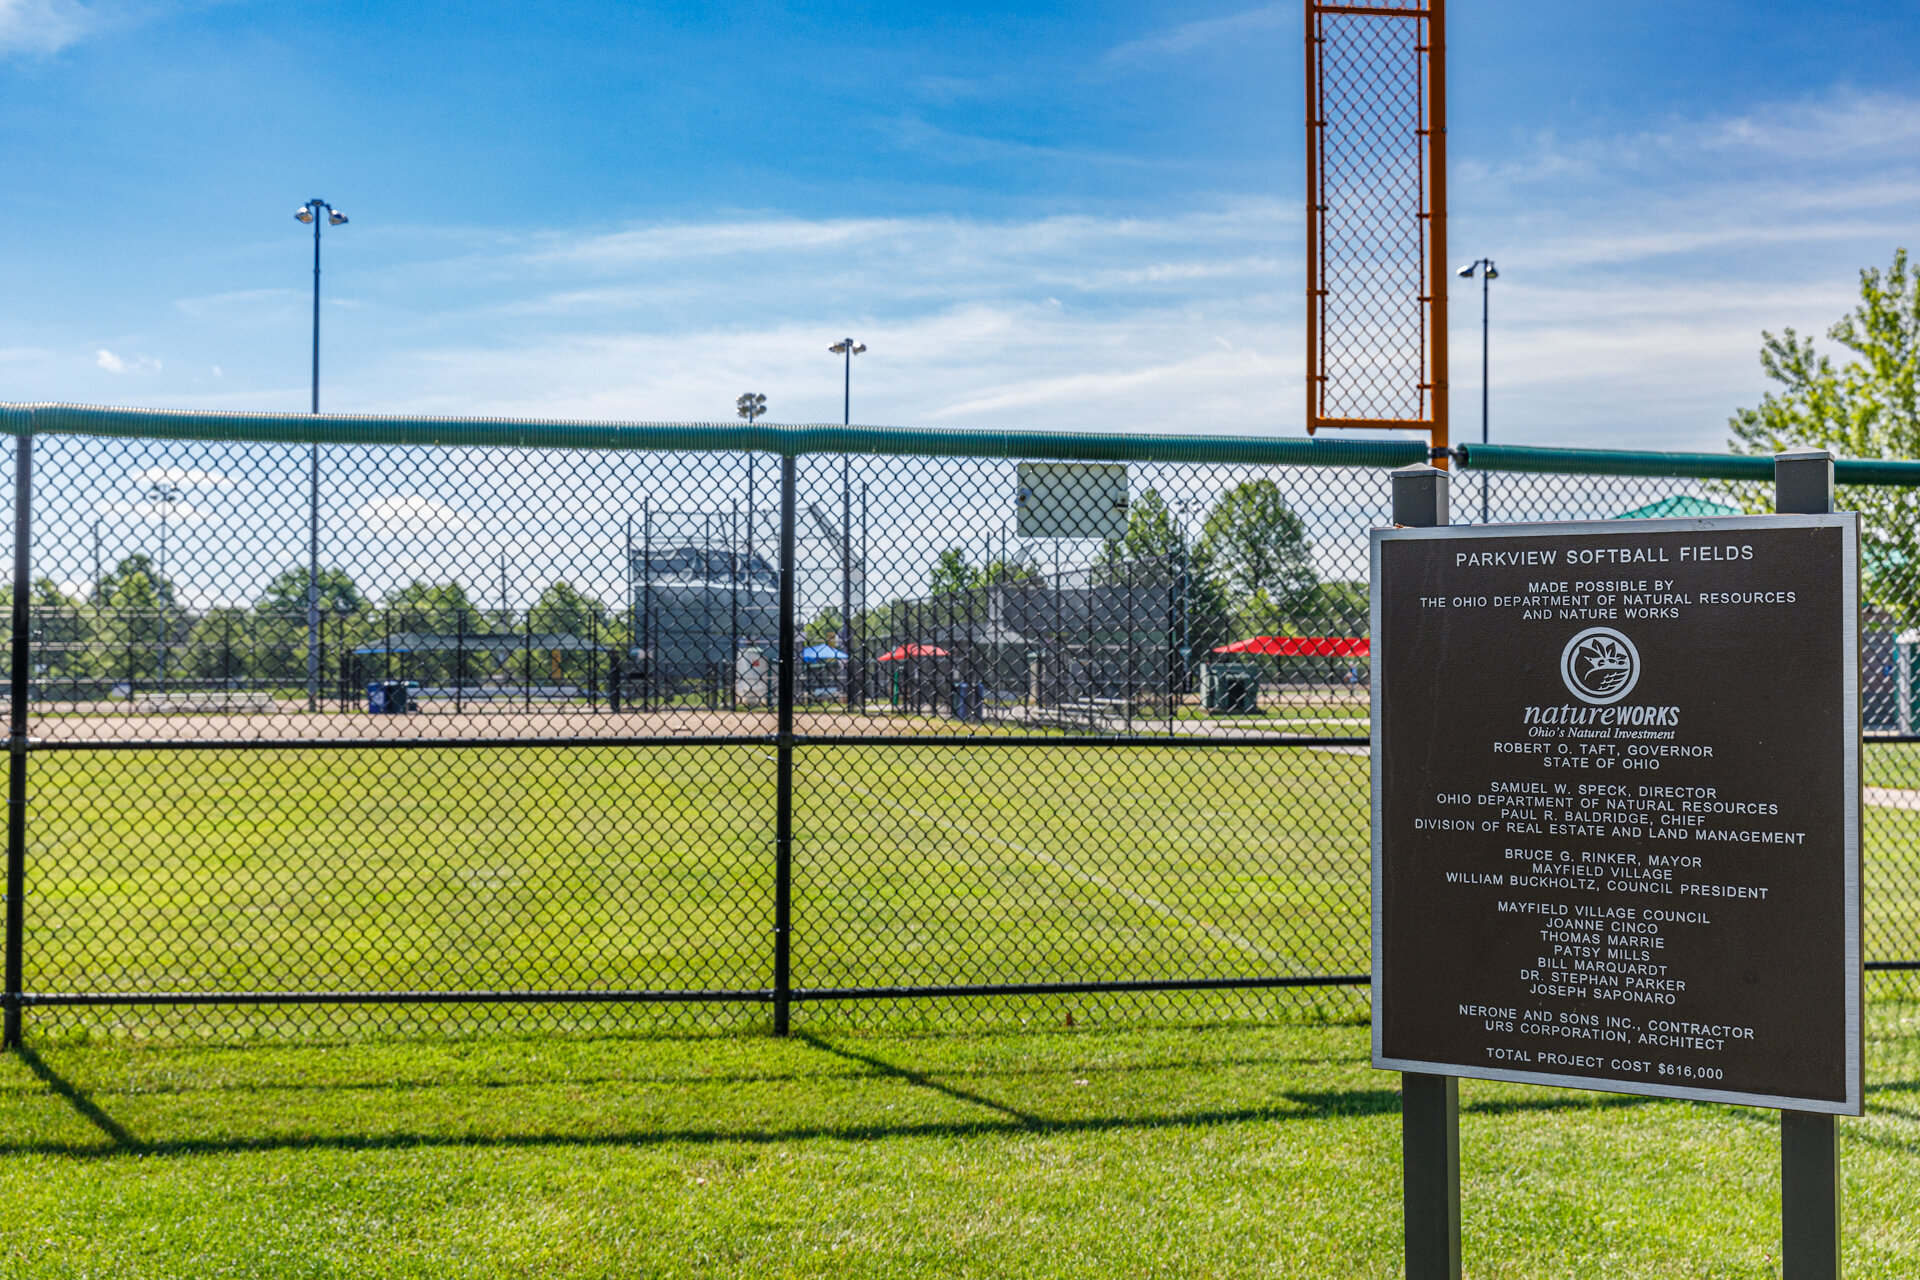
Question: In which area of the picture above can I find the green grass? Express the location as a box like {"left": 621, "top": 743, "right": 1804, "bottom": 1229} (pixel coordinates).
{"left": 9, "top": 743, "right": 1920, "bottom": 1274}
{"left": 19, "top": 741, "right": 1920, "bottom": 1041}
{"left": 1866, "top": 741, "right": 1920, "bottom": 789}
{"left": 0, "top": 1017, "right": 1917, "bottom": 1278}
{"left": 22, "top": 742, "right": 1378, "bottom": 1039}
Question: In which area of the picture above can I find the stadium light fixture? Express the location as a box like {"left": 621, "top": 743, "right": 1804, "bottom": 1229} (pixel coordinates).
{"left": 736, "top": 392, "right": 767, "bottom": 423}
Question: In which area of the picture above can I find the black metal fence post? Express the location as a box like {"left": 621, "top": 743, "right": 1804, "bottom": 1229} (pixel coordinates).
{"left": 1390, "top": 462, "right": 1458, "bottom": 1280}
{"left": 774, "top": 453, "right": 797, "bottom": 1034}
{"left": 1776, "top": 445, "right": 1843, "bottom": 1280}
{"left": 4, "top": 434, "right": 31, "bottom": 1050}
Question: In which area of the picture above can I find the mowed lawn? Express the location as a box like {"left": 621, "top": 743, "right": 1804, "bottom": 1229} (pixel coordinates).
{"left": 2, "top": 745, "right": 1919, "bottom": 1275}
{"left": 0, "top": 1016, "right": 1918, "bottom": 1278}
{"left": 21, "top": 743, "right": 1377, "bottom": 1037}
{"left": 16, "top": 740, "right": 1920, "bottom": 1039}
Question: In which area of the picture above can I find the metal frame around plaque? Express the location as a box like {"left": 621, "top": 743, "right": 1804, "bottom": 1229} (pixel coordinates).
{"left": 1370, "top": 514, "right": 1862, "bottom": 1116}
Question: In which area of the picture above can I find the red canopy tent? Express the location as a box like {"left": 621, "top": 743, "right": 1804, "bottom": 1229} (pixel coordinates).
{"left": 877, "top": 644, "right": 952, "bottom": 661}
{"left": 1212, "top": 635, "right": 1369, "bottom": 657}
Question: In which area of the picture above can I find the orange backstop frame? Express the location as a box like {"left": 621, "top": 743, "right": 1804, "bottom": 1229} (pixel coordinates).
{"left": 1305, "top": 0, "right": 1448, "bottom": 463}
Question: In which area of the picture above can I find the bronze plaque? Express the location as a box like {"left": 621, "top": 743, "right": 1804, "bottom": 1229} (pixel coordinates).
{"left": 1371, "top": 515, "right": 1861, "bottom": 1113}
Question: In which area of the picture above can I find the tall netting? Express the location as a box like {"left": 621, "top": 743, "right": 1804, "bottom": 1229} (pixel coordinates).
{"left": 3, "top": 421, "right": 1915, "bottom": 1075}
{"left": 1306, "top": 0, "right": 1443, "bottom": 434}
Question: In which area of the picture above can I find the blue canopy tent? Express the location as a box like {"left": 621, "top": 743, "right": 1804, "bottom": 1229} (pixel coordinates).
{"left": 800, "top": 644, "right": 849, "bottom": 663}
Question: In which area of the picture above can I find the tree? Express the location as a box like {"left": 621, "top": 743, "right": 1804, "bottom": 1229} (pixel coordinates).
{"left": 385, "top": 580, "right": 489, "bottom": 629}
{"left": 528, "top": 581, "right": 610, "bottom": 637}
{"left": 92, "top": 555, "right": 181, "bottom": 684}
{"left": 1091, "top": 487, "right": 1231, "bottom": 685}
{"left": 3, "top": 579, "right": 93, "bottom": 685}
{"left": 1310, "top": 580, "right": 1369, "bottom": 633}
{"left": 375, "top": 581, "right": 496, "bottom": 686}
{"left": 928, "top": 548, "right": 978, "bottom": 596}
{"left": 805, "top": 605, "right": 845, "bottom": 645}
{"left": 97, "top": 554, "right": 175, "bottom": 608}
{"left": 927, "top": 548, "right": 1039, "bottom": 597}
{"left": 184, "top": 607, "right": 254, "bottom": 683}
{"left": 1196, "top": 480, "right": 1317, "bottom": 614}
{"left": 526, "top": 581, "right": 615, "bottom": 682}
{"left": 1723, "top": 248, "right": 1920, "bottom": 618}
{"left": 245, "top": 567, "right": 367, "bottom": 686}
{"left": 1728, "top": 248, "right": 1919, "bottom": 461}
{"left": 1103, "top": 487, "right": 1182, "bottom": 565}
{"left": 256, "top": 566, "right": 364, "bottom": 617}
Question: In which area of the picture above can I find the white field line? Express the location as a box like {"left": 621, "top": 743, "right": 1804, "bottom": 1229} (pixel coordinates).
{"left": 1865, "top": 787, "right": 1920, "bottom": 811}
{"left": 809, "top": 764, "right": 1318, "bottom": 977}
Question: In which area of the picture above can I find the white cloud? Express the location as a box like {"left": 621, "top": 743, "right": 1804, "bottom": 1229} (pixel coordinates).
{"left": 1106, "top": 3, "right": 1288, "bottom": 64}
{"left": 1439, "top": 89, "right": 1920, "bottom": 448}
{"left": 357, "top": 495, "right": 470, "bottom": 533}
{"left": 127, "top": 466, "right": 237, "bottom": 488}
{"left": 96, "top": 347, "right": 160, "bottom": 374}
{"left": 101, "top": 89, "right": 1917, "bottom": 456}
{"left": 0, "top": 0, "right": 93, "bottom": 54}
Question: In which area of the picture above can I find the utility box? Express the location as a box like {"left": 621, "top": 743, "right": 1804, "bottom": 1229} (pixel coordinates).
{"left": 735, "top": 647, "right": 770, "bottom": 707}
{"left": 1015, "top": 463, "right": 1128, "bottom": 539}
{"left": 1199, "top": 662, "right": 1258, "bottom": 714}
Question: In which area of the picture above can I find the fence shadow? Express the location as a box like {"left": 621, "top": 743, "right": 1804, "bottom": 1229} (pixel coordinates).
{"left": 14, "top": 1046, "right": 138, "bottom": 1152}
{"left": 0, "top": 1035, "right": 1750, "bottom": 1163}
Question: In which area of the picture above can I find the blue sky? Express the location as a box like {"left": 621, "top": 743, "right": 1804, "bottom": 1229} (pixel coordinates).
{"left": 3, "top": 0, "right": 1918, "bottom": 449}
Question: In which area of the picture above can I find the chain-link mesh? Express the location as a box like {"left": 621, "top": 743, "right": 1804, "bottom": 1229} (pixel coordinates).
{"left": 5, "top": 432, "right": 1916, "bottom": 1068}
{"left": 1308, "top": 0, "right": 1436, "bottom": 428}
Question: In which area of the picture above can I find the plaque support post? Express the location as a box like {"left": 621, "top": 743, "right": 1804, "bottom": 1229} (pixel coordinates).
{"left": 1776, "top": 445, "right": 1841, "bottom": 1280}
{"left": 1390, "top": 463, "right": 1460, "bottom": 1280}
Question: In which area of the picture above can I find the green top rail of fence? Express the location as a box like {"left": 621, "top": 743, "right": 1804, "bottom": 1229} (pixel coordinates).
{"left": 1460, "top": 441, "right": 1920, "bottom": 487}
{"left": 6, "top": 403, "right": 1920, "bottom": 482}
{"left": 0, "top": 402, "right": 1427, "bottom": 468}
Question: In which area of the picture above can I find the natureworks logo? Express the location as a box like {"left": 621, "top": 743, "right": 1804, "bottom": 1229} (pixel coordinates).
{"left": 1560, "top": 627, "right": 1640, "bottom": 705}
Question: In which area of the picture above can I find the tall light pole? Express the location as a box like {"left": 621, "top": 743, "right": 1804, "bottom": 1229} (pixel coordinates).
{"left": 827, "top": 340, "right": 864, "bottom": 707}
{"left": 145, "top": 478, "right": 183, "bottom": 694}
{"left": 736, "top": 394, "right": 765, "bottom": 680}
{"left": 1170, "top": 496, "right": 1203, "bottom": 702}
{"left": 295, "top": 198, "right": 349, "bottom": 711}
{"left": 1456, "top": 258, "right": 1498, "bottom": 523}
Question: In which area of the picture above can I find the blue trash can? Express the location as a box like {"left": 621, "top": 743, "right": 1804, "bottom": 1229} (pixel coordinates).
{"left": 368, "top": 679, "right": 411, "bottom": 714}
{"left": 951, "top": 680, "right": 987, "bottom": 722}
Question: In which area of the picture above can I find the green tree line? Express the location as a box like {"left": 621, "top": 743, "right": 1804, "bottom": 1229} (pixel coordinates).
{"left": 16, "top": 560, "right": 628, "bottom": 688}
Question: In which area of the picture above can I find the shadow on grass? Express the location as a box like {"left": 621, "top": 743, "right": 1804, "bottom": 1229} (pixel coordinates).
{"left": 0, "top": 1039, "right": 1720, "bottom": 1162}
{"left": 16, "top": 1047, "right": 138, "bottom": 1151}
{"left": 0, "top": 1047, "right": 1345, "bottom": 1101}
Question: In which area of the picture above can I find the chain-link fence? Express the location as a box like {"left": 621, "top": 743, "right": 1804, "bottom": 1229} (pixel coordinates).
{"left": 1306, "top": 0, "right": 1444, "bottom": 435}
{"left": 2, "top": 408, "right": 1917, "bottom": 1059}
